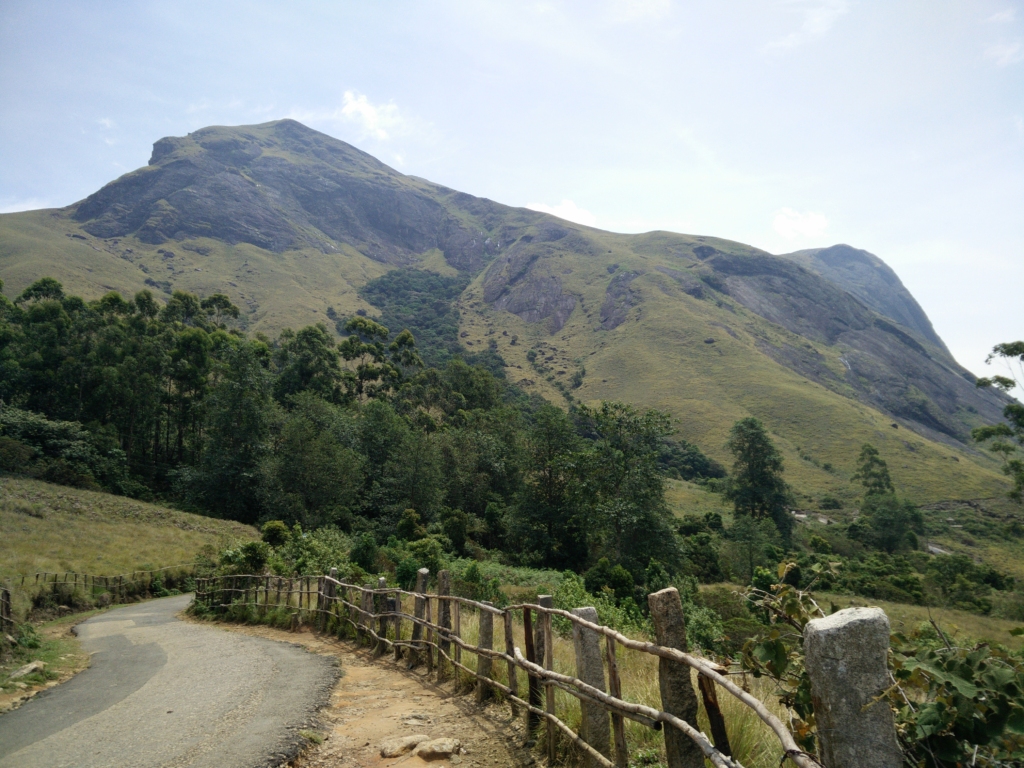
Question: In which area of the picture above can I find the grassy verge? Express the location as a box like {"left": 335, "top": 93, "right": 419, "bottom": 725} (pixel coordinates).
{"left": 0, "top": 609, "right": 106, "bottom": 713}
{"left": 1, "top": 475, "right": 258, "bottom": 618}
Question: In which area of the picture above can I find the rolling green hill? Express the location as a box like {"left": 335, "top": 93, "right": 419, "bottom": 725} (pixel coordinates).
{"left": 0, "top": 119, "right": 1014, "bottom": 505}
{"left": 0, "top": 475, "right": 257, "bottom": 581}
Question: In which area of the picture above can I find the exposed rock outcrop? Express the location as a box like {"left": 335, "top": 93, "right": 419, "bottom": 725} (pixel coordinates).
{"left": 483, "top": 241, "right": 577, "bottom": 332}
{"left": 600, "top": 270, "right": 642, "bottom": 330}
{"left": 779, "top": 244, "right": 948, "bottom": 352}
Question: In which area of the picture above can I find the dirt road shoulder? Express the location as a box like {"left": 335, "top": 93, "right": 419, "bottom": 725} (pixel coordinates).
{"left": 198, "top": 620, "right": 537, "bottom": 768}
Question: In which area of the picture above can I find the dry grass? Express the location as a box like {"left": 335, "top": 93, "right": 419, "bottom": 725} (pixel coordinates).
{"left": 388, "top": 595, "right": 790, "bottom": 768}
{"left": 1, "top": 475, "right": 257, "bottom": 616}
{"left": 817, "top": 592, "right": 1024, "bottom": 651}
{"left": 217, "top": 585, "right": 789, "bottom": 767}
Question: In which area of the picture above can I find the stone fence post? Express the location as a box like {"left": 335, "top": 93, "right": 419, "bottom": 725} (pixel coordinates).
{"left": 647, "top": 587, "right": 703, "bottom": 768}
{"left": 571, "top": 607, "right": 611, "bottom": 767}
{"left": 803, "top": 607, "right": 902, "bottom": 768}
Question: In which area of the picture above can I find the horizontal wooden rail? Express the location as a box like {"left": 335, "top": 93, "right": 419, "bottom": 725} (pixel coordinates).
{"left": 192, "top": 573, "right": 806, "bottom": 768}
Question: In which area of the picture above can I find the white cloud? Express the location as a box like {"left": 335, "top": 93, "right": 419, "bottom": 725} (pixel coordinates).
{"left": 98, "top": 117, "right": 114, "bottom": 129}
{"left": 766, "top": 0, "right": 849, "bottom": 51}
{"left": 0, "top": 198, "right": 52, "bottom": 213}
{"left": 288, "top": 91, "right": 414, "bottom": 143}
{"left": 772, "top": 207, "right": 829, "bottom": 239}
{"left": 985, "top": 9, "right": 1016, "bottom": 23}
{"left": 526, "top": 199, "right": 598, "bottom": 227}
{"left": 985, "top": 41, "right": 1024, "bottom": 66}
{"left": 339, "top": 91, "right": 407, "bottom": 140}
{"left": 605, "top": 0, "right": 672, "bottom": 24}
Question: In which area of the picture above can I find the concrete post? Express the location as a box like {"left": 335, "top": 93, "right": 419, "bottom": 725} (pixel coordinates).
{"left": 804, "top": 607, "right": 902, "bottom": 768}
{"left": 647, "top": 587, "right": 703, "bottom": 768}
{"left": 476, "top": 602, "right": 494, "bottom": 703}
{"left": 571, "top": 607, "right": 611, "bottom": 766}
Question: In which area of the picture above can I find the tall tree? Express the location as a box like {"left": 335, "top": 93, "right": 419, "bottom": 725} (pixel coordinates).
{"left": 726, "top": 417, "right": 793, "bottom": 538}
{"left": 974, "top": 341, "right": 1024, "bottom": 503}
{"left": 199, "top": 340, "right": 276, "bottom": 522}
{"left": 851, "top": 443, "right": 895, "bottom": 496}
{"left": 506, "top": 404, "right": 589, "bottom": 569}
{"left": 273, "top": 323, "right": 344, "bottom": 404}
{"left": 576, "top": 401, "right": 680, "bottom": 575}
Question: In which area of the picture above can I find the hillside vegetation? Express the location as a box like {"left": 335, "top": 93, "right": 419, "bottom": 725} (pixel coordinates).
{"left": 0, "top": 119, "right": 1013, "bottom": 507}
{"left": 0, "top": 476, "right": 256, "bottom": 581}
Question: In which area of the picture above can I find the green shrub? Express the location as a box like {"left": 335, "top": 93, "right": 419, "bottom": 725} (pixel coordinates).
{"left": 350, "top": 532, "right": 380, "bottom": 573}
{"left": 819, "top": 494, "right": 842, "bottom": 509}
{"left": 261, "top": 520, "right": 290, "bottom": 547}
{"left": 0, "top": 436, "right": 34, "bottom": 472}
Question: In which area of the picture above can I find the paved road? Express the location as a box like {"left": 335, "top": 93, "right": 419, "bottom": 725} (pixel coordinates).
{"left": 0, "top": 595, "right": 338, "bottom": 768}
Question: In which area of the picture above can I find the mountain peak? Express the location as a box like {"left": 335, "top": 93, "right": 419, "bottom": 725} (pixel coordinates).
{"left": 778, "top": 243, "right": 947, "bottom": 353}
{"left": 75, "top": 119, "right": 473, "bottom": 260}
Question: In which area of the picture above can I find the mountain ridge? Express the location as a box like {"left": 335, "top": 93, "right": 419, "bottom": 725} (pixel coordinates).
{"left": 0, "top": 119, "right": 1012, "bottom": 502}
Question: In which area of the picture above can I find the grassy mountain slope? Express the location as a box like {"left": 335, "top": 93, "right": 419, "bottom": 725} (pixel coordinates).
{"left": 0, "top": 119, "right": 1014, "bottom": 505}
{"left": 0, "top": 476, "right": 257, "bottom": 580}
{"left": 455, "top": 228, "right": 1008, "bottom": 503}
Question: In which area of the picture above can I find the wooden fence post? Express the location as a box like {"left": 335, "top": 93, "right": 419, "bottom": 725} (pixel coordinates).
{"left": 523, "top": 606, "right": 540, "bottom": 733}
{"left": 504, "top": 610, "right": 519, "bottom": 717}
{"left": 476, "top": 601, "right": 495, "bottom": 703}
{"left": 375, "top": 576, "right": 388, "bottom": 657}
{"left": 425, "top": 592, "right": 435, "bottom": 676}
{"left": 408, "top": 568, "right": 429, "bottom": 668}
{"left": 361, "top": 582, "right": 374, "bottom": 645}
{"left": 804, "top": 608, "right": 902, "bottom": 768}
{"left": 647, "top": 587, "right": 703, "bottom": 768}
{"left": 438, "top": 570, "right": 452, "bottom": 680}
{"left": 453, "top": 600, "right": 462, "bottom": 671}
{"left": 538, "top": 595, "right": 556, "bottom": 764}
{"left": 324, "top": 568, "right": 338, "bottom": 631}
{"left": 696, "top": 668, "right": 732, "bottom": 758}
{"left": 393, "top": 588, "right": 403, "bottom": 660}
{"left": 571, "top": 607, "right": 611, "bottom": 766}
{"left": 606, "top": 636, "right": 629, "bottom": 768}
{"left": 0, "top": 587, "right": 12, "bottom": 635}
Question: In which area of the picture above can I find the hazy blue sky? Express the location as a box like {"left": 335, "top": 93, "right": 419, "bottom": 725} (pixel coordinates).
{"left": 1, "top": 0, "right": 1021, "bottom": 385}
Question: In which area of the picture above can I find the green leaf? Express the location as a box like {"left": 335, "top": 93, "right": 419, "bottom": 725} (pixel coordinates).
{"left": 905, "top": 658, "right": 981, "bottom": 699}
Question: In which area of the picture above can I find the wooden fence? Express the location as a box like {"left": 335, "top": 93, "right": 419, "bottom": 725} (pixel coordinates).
{"left": 12, "top": 563, "right": 199, "bottom": 606}
{"left": 194, "top": 568, "right": 824, "bottom": 768}
{"left": 0, "top": 586, "right": 12, "bottom": 635}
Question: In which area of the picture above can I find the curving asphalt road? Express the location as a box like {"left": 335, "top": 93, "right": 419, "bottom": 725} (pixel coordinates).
{"left": 0, "top": 594, "right": 338, "bottom": 768}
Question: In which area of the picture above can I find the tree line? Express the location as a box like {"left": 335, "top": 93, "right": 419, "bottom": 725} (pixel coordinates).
{"left": 0, "top": 278, "right": 732, "bottom": 583}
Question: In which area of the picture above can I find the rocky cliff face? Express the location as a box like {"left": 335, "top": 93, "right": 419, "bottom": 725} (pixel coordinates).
{"left": 778, "top": 244, "right": 948, "bottom": 353}
{"left": 705, "top": 251, "right": 1007, "bottom": 441}
{"left": 73, "top": 120, "right": 501, "bottom": 269}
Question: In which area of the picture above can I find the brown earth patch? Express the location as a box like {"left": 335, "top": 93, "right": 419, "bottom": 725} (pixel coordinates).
{"left": 198, "top": 621, "right": 534, "bottom": 768}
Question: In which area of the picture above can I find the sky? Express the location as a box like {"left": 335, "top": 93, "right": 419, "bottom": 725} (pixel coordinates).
{"left": 1, "top": 0, "right": 1021, "bottom": 388}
